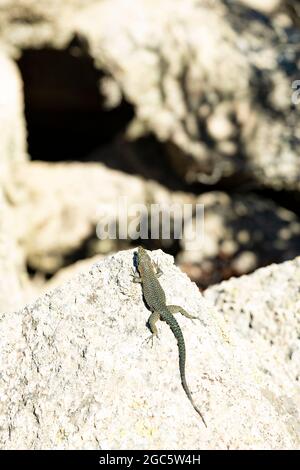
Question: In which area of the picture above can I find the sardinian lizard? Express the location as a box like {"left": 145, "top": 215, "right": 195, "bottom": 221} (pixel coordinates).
{"left": 132, "top": 246, "right": 207, "bottom": 427}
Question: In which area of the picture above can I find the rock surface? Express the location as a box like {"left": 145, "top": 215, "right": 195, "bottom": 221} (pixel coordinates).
{"left": 0, "top": 0, "right": 300, "bottom": 299}
{"left": 0, "top": 5, "right": 299, "bottom": 448}
{"left": 179, "top": 192, "right": 300, "bottom": 287}
{"left": 0, "top": 0, "right": 299, "bottom": 189}
{"left": 238, "top": 0, "right": 281, "bottom": 14}
{"left": 0, "top": 194, "right": 29, "bottom": 313}
{"left": 0, "top": 249, "right": 298, "bottom": 449}
{"left": 11, "top": 160, "right": 300, "bottom": 283}
{"left": 0, "top": 51, "right": 29, "bottom": 313}
{"left": 205, "top": 256, "right": 300, "bottom": 384}
{"left": 0, "top": 51, "right": 27, "bottom": 185}
{"left": 11, "top": 161, "right": 193, "bottom": 273}
{"left": 42, "top": 254, "right": 104, "bottom": 294}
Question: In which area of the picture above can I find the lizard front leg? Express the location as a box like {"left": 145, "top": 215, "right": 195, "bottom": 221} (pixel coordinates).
{"left": 131, "top": 268, "right": 142, "bottom": 283}
{"left": 152, "top": 261, "right": 163, "bottom": 278}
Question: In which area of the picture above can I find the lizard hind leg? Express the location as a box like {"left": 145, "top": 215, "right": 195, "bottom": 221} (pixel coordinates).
{"left": 167, "top": 305, "right": 199, "bottom": 321}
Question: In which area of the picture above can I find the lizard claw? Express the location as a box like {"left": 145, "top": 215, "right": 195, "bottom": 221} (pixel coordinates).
{"left": 143, "top": 333, "right": 159, "bottom": 348}
{"left": 131, "top": 268, "right": 142, "bottom": 283}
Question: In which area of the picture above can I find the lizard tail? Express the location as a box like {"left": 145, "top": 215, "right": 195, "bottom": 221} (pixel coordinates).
{"left": 168, "top": 315, "right": 207, "bottom": 427}
{"left": 179, "top": 351, "right": 207, "bottom": 428}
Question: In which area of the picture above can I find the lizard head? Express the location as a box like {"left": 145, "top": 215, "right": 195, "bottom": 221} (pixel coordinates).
{"left": 136, "top": 245, "right": 151, "bottom": 271}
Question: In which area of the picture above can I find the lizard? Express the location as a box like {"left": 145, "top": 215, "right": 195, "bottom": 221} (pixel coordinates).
{"left": 132, "top": 246, "right": 207, "bottom": 427}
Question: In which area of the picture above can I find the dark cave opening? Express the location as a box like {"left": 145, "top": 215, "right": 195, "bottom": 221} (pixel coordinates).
{"left": 16, "top": 41, "right": 186, "bottom": 191}
{"left": 16, "top": 40, "right": 135, "bottom": 162}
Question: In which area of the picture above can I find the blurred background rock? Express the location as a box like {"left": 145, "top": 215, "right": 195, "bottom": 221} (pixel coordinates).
{"left": 1, "top": 0, "right": 300, "bottom": 311}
